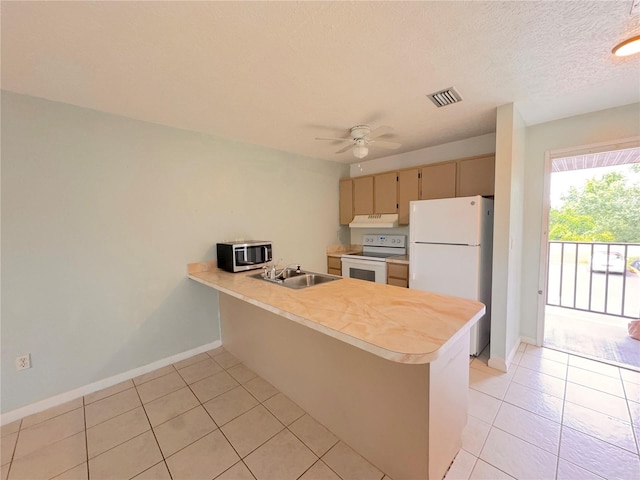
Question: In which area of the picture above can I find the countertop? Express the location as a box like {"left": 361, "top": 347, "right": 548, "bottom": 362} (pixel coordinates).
{"left": 188, "top": 262, "right": 483, "bottom": 364}
{"left": 326, "top": 244, "right": 362, "bottom": 258}
{"left": 386, "top": 255, "right": 409, "bottom": 264}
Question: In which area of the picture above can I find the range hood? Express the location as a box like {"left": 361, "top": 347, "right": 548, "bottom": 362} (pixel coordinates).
{"left": 349, "top": 214, "right": 399, "bottom": 228}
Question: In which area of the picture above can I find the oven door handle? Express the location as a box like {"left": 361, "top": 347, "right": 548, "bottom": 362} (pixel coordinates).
{"left": 341, "top": 258, "right": 388, "bottom": 269}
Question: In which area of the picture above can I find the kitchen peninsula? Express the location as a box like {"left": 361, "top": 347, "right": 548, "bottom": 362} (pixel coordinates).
{"left": 188, "top": 261, "right": 485, "bottom": 479}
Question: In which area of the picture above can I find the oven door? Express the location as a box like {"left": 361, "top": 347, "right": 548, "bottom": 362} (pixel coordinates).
{"left": 341, "top": 257, "right": 387, "bottom": 283}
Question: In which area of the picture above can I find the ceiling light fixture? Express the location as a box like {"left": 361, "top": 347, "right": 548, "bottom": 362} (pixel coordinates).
{"left": 612, "top": 35, "right": 640, "bottom": 56}
{"left": 353, "top": 139, "right": 368, "bottom": 159}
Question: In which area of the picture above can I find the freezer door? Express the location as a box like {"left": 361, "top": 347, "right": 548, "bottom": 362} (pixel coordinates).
{"left": 409, "top": 243, "right": 480, "bottom": 299}
{"left": 410, "top": 196, "right": 484, "bottom": 245}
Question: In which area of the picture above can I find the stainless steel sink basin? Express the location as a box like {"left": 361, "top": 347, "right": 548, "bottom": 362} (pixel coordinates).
{"left": 249, "top": 270, "right": 342, "bottom": 289}
{"left": 281, "top": 273, "right": 341, "bottom": 289}
{"left": 280, "top": 267, "right": 307, "bottom": 279}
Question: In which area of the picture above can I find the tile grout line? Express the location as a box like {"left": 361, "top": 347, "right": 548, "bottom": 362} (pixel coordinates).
{"left": 201, "top": 351, "right": 343, "bottom": 479}
{"left": 131, "top": 381, "right": 174, "bottom": 480}
{"left": 460, "top": 353, "right": 495, "bottom": 478}
{"left": 83, "top": 397, "right": 89, "bottom": 480}
{"left": 173, "top": 355, "right": 229, "bottom": 463}
{"left": 524, "top": 347, "right": 639, "bottom": 476}
{"left": 8, "top": 409, "right": 87, "bottom": 478}
{"left": 173, "top": 352, "right": 278, "bottom": 478}
{"left": 212, "top": 379, "right": 280, "bottom": 476}
{"left": 474, "top": 347, "right": 561, "bottom": 480}
{"left": 294, "top": 458, "right": 328, "bottom": 480}
{"left": 22, "top": 345, "right": 626, "bottom": 480}
{"left": 84, "top": 391, "right": 140, "bottom": 430}
{"left": 553, "top": 358, "right": 569, "bottom": 480}
{"left": 4, "top": 419, "right": 21, "bottom": 480}
{"left": 101, "top": 349, "right": 246, "bottom": 476}
{"left": 621, "top": 370, "right": 640, "bottom": 456}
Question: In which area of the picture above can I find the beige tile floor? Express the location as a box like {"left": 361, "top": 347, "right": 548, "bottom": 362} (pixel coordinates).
{"left": 1, "top": 347, "right": 390, "bottom": 480}
{"left": 2, "top": 343, "right": 640, "bottom": 480}
{"left": 446, "top": 343, "right": 640, "bottom": 480}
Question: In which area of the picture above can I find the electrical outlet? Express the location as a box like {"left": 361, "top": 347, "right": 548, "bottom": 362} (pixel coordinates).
{"left": 16, "top": 354, "right": 31, "bottom": 371}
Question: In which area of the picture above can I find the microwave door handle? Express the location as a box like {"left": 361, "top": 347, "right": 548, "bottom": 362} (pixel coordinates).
{"left": 263, "top": 246, "right": 270, "bottom": 262}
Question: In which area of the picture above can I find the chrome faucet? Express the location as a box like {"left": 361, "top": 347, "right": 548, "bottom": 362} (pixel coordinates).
{"left": 263, "top": 261, "right": 301, "bottom": 281}
{"left": 278, "top": 264, "right": 302, "bottom": 278}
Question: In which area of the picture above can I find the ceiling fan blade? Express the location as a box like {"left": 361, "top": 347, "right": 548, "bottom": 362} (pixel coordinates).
{"left": 366, "top": 125, "right": 393, "bottom": 140}
{"left": 371, "top": 140, "right": 401, "bottom": 150}
{"left": 335, "top": 144, "right": 354, "bottom": 154}
{"left": 315, "top": 136, "right": 350, "bottom": 142}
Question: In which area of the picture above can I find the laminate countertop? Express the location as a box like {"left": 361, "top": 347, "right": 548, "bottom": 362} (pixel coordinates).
{"left": 188, "top": 262, "right": 484, "bottom": 364}
{"left": 386, "top": 255, "right": 409, "bottom": 264}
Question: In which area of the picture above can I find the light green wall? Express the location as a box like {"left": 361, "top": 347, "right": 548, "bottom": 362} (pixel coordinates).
{"left": 520, "top": 103, "right": 640, "bottom": 342}
{"left": 490, "top": 104, "right": 526, "bottom": 369}
{"left": 1, "top": 91, "right": 349, "bottom": 413}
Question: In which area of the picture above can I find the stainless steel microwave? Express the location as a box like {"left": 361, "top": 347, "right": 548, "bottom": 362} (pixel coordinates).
{"left": 216, "top": 241, "right": 273, "bottom": 273}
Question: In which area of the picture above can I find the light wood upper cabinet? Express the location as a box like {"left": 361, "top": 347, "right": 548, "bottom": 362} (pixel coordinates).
{"left": 457, "top": 155, "right": 495, "bottom": 197}
{"left": 339, "top": 153, "right": 494, "bottom": 224}
{"left": 397, "top": 168, "right": 420, "bottom": 225}
{"left": 353, "top": 176, "right": 374, "bottom": 215}
{"left": 420, "top": 162, "right": 457, "bottom": 200}
{"left": 373, "top": 172, "right": 398, "bottom": 214}
{"left": 339, "top": 179, "right": 353, "bottom": 225}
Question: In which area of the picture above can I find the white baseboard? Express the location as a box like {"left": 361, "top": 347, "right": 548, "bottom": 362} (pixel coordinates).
{"left": 520, "top": 336, "right": 537, "bottom": 346}
{"left": 487, "top": 357, "right": 507, "bottom": 372}
{"left": 1, "top": 340, "right": 222, "bottom": 426}
{"left": 488, "top": 338, "right": 522, "bottom": 372}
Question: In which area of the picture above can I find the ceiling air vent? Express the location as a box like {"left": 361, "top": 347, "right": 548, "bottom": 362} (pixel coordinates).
{"left": 427, "top": 87, "right": 463, "bottom": 108}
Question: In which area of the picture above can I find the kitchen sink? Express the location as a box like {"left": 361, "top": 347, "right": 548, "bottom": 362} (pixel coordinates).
{"left": 249, "top": 270, "right": 342, "bottom": 289}
{"left": 279, "top": 267, "right": 307, "bottom": 279}
{"left": 281, "top": 273, "right": 341, "bottom": 289}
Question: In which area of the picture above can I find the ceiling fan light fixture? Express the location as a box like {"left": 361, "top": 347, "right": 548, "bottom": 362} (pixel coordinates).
{"left": 612, "top": 35, "right": 640, "bottom": 56}
{"left": 353, "top": 144, "right": 369, "bottom": 159}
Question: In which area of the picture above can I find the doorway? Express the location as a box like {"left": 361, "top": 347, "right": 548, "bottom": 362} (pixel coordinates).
{"left": 541, "top": 145, "right": 640, "bottom": 370}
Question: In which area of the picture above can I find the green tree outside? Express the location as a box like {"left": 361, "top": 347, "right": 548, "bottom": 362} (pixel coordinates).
{"left": 549, "top": 170, "right": 640, "bottom": 243}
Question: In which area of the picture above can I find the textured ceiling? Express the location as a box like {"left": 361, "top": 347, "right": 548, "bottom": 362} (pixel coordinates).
{"left": 2, "top": 1, "right": 639, "bottom": 163}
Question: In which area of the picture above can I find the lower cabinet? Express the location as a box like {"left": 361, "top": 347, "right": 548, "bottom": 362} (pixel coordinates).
{"left": 387, "top": 262, "right": 409, "bottom": 288}
{"left": 327, "top": 256, "right": 342, "bottom": 276}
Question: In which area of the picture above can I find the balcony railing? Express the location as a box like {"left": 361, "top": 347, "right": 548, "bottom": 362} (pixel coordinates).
{"left": 546, "top": 241, "right": 640, "bottom": 319}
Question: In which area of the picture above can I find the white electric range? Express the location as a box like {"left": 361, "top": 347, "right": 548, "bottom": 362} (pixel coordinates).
{"left": 341, "top": 234, "right": 406, "bottom": 283}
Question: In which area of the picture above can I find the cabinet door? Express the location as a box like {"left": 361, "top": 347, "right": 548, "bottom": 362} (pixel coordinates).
{"left": 457, "top": 155, "right": 495, "bottom": 197}
{"left": 397, "top": 168, "right": 420, "bottom": 225}
{"left": 387, "top": 262, "right": 409, "bottom": 288}
{"left": 373, "top": 172, "right": 397, "bottom": 214}
{"left": 353, "top": 176, "right": 374, "bottom": 215}
{"left": 420, "top": 162, "right": 457, "bottom": 199}
{"left": 327, "top": 256, "right": 342, "bottom": 275}
{"left": 339, "top": 179, "right": 353, "bottom": 225}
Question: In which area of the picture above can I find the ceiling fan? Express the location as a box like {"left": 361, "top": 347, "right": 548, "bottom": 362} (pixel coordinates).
{"left": 315, "top": 125, "right": 401, "bottom": 159}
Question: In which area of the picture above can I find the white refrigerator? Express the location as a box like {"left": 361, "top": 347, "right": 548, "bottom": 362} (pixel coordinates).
{"left": 409, "top": 196, "right": 494, "bottom": 356}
